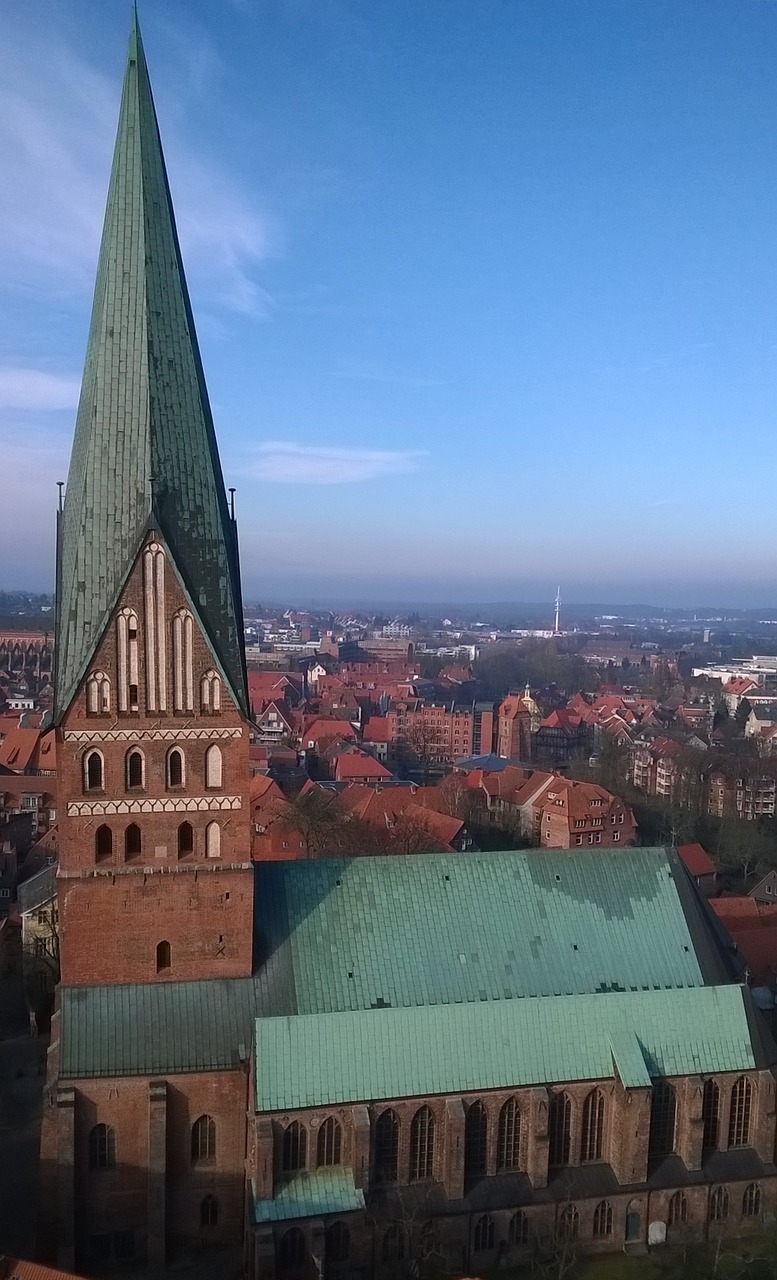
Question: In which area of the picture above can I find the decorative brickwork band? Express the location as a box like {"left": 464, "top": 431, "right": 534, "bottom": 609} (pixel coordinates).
{"left": 67, "top": 795, "right": 242, "bottom": 817}
{"left": 64, "top": 727, "right": 242, "bottom": 743}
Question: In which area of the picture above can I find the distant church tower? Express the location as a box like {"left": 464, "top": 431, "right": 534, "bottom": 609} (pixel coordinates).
{"left": 54, "top": 14, "right": 253, "bottom": 986}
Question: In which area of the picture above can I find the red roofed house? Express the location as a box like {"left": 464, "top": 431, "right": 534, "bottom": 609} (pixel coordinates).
{"left": 538, "top": 779, "right": 636, "bottom": 849}
{"left": 362, "top": 716, "right": 392, "bottom": 762}
{"left": 710, "top": 896, "right": 777, "bottom": 986}
{"left": 677, "top": 843, "right": 717, "bottom": 897}
{"left": 331, "top": 749, "right": 394, "bottom": 784}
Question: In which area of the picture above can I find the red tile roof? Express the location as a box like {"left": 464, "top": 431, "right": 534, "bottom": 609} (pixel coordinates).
{"left": 677, "top": 842, "right": 716, "bottom": 878}
{"left": 333, "top": 751, "right": 393, "bottom": 782}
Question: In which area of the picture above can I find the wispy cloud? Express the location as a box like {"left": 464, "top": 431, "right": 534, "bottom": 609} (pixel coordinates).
{"left": 331, "top": 358, "right": 444, "bottom": 387}
{"left": 0, "top": 367, "right": 81, "bottom": 411}
{"left": 0, "top": 21, "right": 272, "bottom": 313}
{"left": 251, "top": 442, "right": 428, "bottom": 484}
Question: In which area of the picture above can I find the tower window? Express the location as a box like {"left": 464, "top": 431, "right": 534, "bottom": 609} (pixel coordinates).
{"left": 84, "top": 750, "right": 104, "bottom": 791}
{"left": 172, "top": 609, "right": 194, "bottom": 712}
{"left": 177, "top": 822, "right": 194, "bottom": 857}
{"left": 205, "top": 744, "right": 222, "bottom": 789}
{"left": 167, "top": 748, "right": 184, "bottom": 789}
{"left": 125, "top": 824, "right": 141, "bottom": 860}
{"left": 117, "top": 609, "right": 140, "bottom": 713}
{"left": 156, "top": 940, "right": 171, "bottom": 972}
{"left": 205, "top": 822, "right": 220, "bottom": 859}
{"left": 201, "top": 670, "right": 221, "bottom": 714}
{"left": 86, "top": 672, "right": 111, "bottom": 715}
{"left": 95, "top": 824, "right": 113, "bottom": 862}
{"left": 126, "top": 749, "right": 144, "bottom": 790}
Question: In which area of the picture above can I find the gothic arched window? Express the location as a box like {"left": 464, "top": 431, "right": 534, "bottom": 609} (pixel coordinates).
{"left": 167, "top": 748, "right": 184, "bottom": 789}
{"left": 593, "top": 1200, "right": 613, "bottom": 1238}
{"left": 508, "top": 1211, "right": 528, "bottom": 1246}
{"left": 317, "top": 1116, "right": 342, "bottom": 1167}
{"left": 201, "top": 670, "right": 222, "bottom": 714}
{"left": 86, "top": 671, "right": 111, "bottom": 715}
{"left": 464, "top": 1100, "right": 488, "bottom": 1178}
{"left": 710, "top": 1185, "right": 729, "bottom": 1224}
{"left": 548, "top": 1092, "right": 571, "bottom": 1168}
{"left": 172, "top": 609, "right": 194, "bottom": 712}
{"left": 409, "top": 1106, "right": 434, "bottom": 1181}
{"left": 278, "top": 1228, "right": 306, "bottom": 1274}
{"left": 177, "top": 821, "right": 194, "bottom": 857}
{"left": 559, "top": 1204, "right": 579, "bottom": 1241}
{"left": 648, "top": 1080, "right": 676, "bottom": 1160}
{"left": 88, "top": 1123, "right": 116, "bottom": 1171}
{"left": 702, "top": 1079, "right": 720, "bottom": 1153}
{"left": 205, "top": 822, "right": 220, "bottom": 859}
{"left": 728, "top": 1077, "right": 752, "bottom": 1149}
{"left": 668, "top": 1191, "right": 687, "bottom": 1227}
{"left": 84, "top": 750, "right": 103, "bottom": 791}
{"left": 205, "top": 744, "right": 223, "bottom": 788}
{"left": 191, "top": 1115, "right": 216, "bottom": 1164}
{"left": 473, "top": 1214, "right": 494, "bottom": 1252}
{"left": 282, "top": 1121, "right": 307, "bottom": 1172}
{"left": 200, "top": 1195, "right": 218, "bottom": 1227}
{"left": 325, "top": 1222, "right": 350, "bottom": 1264}
{"left": 581, "top": 1088, "right": 605, "bottom": 1162}
{"left": 125, "top": 823, "right": 141, "bottom": 860}
{"left": 743, "top": 1182, "right": 761, "bottom": 1218}
{"left": 374, "top": 1109, "right": 399, "bottom": 1182}
{"left": 95, "top": 824, "right": 112, "bottom": 862}
{"left": 126, "top": 749, "right": 144, "bottom": 790}
{"left": 497, "top": 1097, "right": 521, "bottom": 1171}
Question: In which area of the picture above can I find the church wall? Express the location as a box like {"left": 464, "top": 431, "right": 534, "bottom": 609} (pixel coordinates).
{"left": 251, "top": 1067, "right": 777, "bottom": 1276}
{"left": 42, "top": 1068, "right": 248, "bottom": 1269}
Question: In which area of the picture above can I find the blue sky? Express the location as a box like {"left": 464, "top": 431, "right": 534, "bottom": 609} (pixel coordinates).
{"left": 2, "top": 0, "right": 777, "bottom": 607}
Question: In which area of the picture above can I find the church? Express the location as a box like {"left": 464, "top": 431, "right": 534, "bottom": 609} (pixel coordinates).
{"left": 40, "top": 17, "right": 777, "bottom": 1277}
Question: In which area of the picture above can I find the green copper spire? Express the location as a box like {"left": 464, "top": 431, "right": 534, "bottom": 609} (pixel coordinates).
{"left": 55, "top": 15, "right": 248, "bottom": 719}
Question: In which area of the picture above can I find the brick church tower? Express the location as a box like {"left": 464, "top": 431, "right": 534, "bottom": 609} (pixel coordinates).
{"left": 53, "top": 13, "right": 253, "bottom": 987}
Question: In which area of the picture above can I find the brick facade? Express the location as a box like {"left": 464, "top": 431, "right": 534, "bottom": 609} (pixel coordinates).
{"left": 56, "top": 536, "right": 253, "bottom": 986}
{"left": 247, "top": 1068, "right": 777, "bottom": 1279}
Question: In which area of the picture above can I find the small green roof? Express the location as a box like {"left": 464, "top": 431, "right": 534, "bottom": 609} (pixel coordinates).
{"left": 252, "top": 1169, "right": 365, "bottom": 1224}
{"left": 254, "top": 985, "right": 757, "bottom": 1112}
{"left": 55, "top": 13, "right": 246, "bottom": 718}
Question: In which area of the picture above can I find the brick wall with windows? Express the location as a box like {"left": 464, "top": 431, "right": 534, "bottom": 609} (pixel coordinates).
{"left": 56, "top": 536, "right": 253, "bottom": 986}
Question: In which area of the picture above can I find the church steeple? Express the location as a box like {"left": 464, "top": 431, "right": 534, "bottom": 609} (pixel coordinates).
{"left": 55, "top": 13, "right": 247, "bottom": 720}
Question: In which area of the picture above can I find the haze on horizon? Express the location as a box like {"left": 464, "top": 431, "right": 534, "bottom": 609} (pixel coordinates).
{"left": 1, "top": 0, "right": 776, "bottom": 608}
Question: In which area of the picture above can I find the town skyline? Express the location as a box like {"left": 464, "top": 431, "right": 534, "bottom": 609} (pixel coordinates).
{"left": 4, "top": 0, "right": 777, "bottom": 604}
